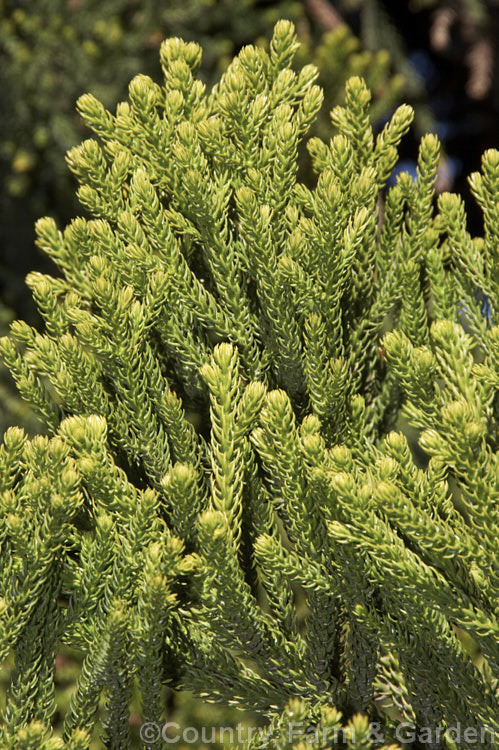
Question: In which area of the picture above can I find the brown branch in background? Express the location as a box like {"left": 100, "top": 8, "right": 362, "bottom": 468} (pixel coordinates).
{"left": 466, "top": 37, "right": 493, "bottom": 99}
{"left": 305, "top": 0, "right": 346, "bottom": 30}
{"left": 430, "top": 8, "right": 456, "bottom": 52}
{"left": 435, "top": 156, "right": 455, "bottom": 194}
{"left": 431, "top": 5, "right": 492, "bottom": 100}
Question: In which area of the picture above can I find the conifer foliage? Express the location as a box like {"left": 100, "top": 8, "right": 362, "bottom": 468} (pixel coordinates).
{"left": 0, "top": 20, "right": 498, "bottom": 749}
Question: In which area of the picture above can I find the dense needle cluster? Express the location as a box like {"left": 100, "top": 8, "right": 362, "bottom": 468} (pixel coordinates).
{"left": 0, "top": 20, "right": 497, "bottom": 750}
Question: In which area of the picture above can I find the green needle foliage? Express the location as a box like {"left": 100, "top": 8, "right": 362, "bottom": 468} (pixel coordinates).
{"left": 0, "top": 0, "right": 400, "bottom": 203}
{"left": 0, "top": 19, "right": 498, "bottom": 749}
{"left": 0, "top": 302, "right": 44, "bottom": 437}
{"left": 0, "top": 0, "right": 401, "bottom": 326}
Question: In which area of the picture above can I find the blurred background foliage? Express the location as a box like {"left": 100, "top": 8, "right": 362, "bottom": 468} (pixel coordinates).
{"left": 0, "top": 1, "right": 497, "bottom": 744}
